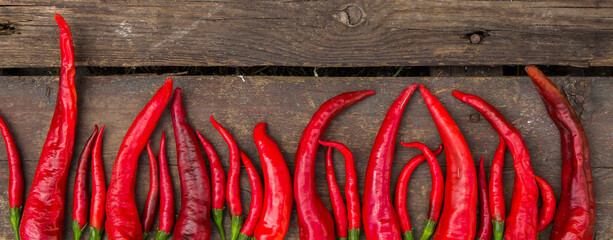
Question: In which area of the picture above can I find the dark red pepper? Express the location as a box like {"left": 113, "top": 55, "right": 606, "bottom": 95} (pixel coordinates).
{"left": 89, "top": 125, "right": 106, "bottom": 240}
{"left": 323, "top": 145, "right": 348, "bottom": 240}
{"left": 20, "top": 14, "right": 78, "bottom": 239}
{"left": 490, "top": 136, "right": 506, "bottom": 240}
{"left": 363, "top": 86, "right": 416, "bottom": 239}
{"left": 294, "top": 90, "right": 374, "bottom": 240}
{"left": 534, "top": 175, "right": 556, "bottom": 234}
{"left": 106, "top": 78, "right": 173, "bottom": 239}
{"left": 142, "top": 142, "right": 160, "bottom": 239}
{"left": 196, "top": 130, "right": 227, "bottom": 240}
{"left": 237, "top": 151, "right": 263, "bottom": 240}
{"left": 0, "top": 114, "right": 24, "bottom": 240}
{"left": 477, "top": 156, "right": 492, "bottom": 240}
{"left": 156, "top": 131, "right": 174, "bottom": 240}
{"left": 72, "top": 126, "right": 98, "bottom": 239}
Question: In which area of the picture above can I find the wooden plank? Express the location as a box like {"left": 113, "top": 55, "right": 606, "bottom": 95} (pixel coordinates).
{"left": 0, "top": 75, "right": 610, "bottom": 239}
{"left": 0, "top": 0, "right": 612, "bottom": 68}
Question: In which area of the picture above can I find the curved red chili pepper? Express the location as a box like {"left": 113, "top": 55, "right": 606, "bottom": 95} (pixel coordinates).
{"left": 363, "top": 86, "right": 416, "bottom": 240}
{"left": 489, "top": 136, "right": 506, "bottom": 240}
{"left": 72, "top": 126, "right": 98, "bottom": 239}
{"left": 526, "top": 66, "right": 595, "bottom": 239}
{"left": 90, "top": 125, "right": 106, "bottom": 240}
{"left": 323, "top": 146, "right": 348, "bottom": 240}
{"left": 142, "top": 142, "right": 160, "bottom": 239}
{"left": 156, "top": 131, "right": 174, "bottom": 240}
{"left": 477, "top": 156, "right": 492, "bottom": 240}
{"left": 453, "top": 90, "right": 539, "bottom": 240}
{"left": 394, "top": 144, "right": 443, "bottom": 240}
{"left": 105, "top": 78, "right": 173, "bottom": 239}
{"left": 171, "top": 88, "right": 212, "bottom": 239}
{"left": 0, "top": 114, "right": 24, "bottom": 240}
{"left": 196, "top": 130, "right": 227, "bottom": 240}
{"left": 534, "top": 175, "right": 556, "bottom": 234}
{"left": 20, "top": 14, "right": 78, "bottom": 239}
{"left": 418, "top": 85, "right": 477, "bottom": 240}
{"left": 253, "top": 122, "right": 293, "bottom": 240}
{"left": 319, "top": 140, "right": 361, "bottom": 240}
{"left": 294, "top": 90, "right": 374, "bottom": 240}
{"left": 211, "top": 115, "right": 243, "bottom": 240}
{"left": 400, "top": 142, "right": 444, "bottom": 240}
{"left": 238, "top": 151, "right": 263, "bottom": 240}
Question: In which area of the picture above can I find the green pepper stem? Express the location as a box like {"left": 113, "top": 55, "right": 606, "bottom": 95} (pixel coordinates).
{"left": 213, "top": 208, "right": 226, "bottom": 240}
{"left": 402, "top": 230, "right": 415, "bottom": 240}
{"left": 237, "top": 233, "right": 252, "bottom": 240}
{"left": 143, "top": 232, "right": 149, "bottom": 239}
{"left": 10, "top": 206, "right": 22, "bottom": 240}
{"left": 338, "top": 238, "right": 348, "bottom": 240}
{"left": 230, "top": 215, "right": 244, "bottom": 240}
{"left": 419, "top": 220, "right": 437, "bottom": 240}
{"left": 72, "top": 219, "right": 86, "bottom": 240}
{"left": 348, "top": 228, "right": 360, "bottom": 240}
{"left": 492, "top": 220, "right": 505, "bottom": 240}
{"left": 89, "top": 226, "right": 104, "bottom": 240}
{"left": 155, "top": 230, "right": 170, "bottom": 240}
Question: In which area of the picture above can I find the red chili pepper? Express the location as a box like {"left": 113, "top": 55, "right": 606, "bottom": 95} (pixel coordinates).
{"left": 142, "top": 142, "right": 160, "bottom": 239}
{"left": 416, "top": 85, "right": 477, "bottom": 240}
{"left": 196, "top": 130, "right": 227, "bottom": 240}
{"left": 363, "top": 86, "right": 415, "bottom": 240}
{"left": 19, "top": 14, "right": 78, "bottom": 239}
{"left": 90, "top": 125, "right": 106, "bottom": 240}
{"left": 211, "top": 115, "right": 243, "bottom": 240}
{"left": 453, "top": 90, "right": 539, "bottom": 240}
{"left": 477, "top": 156, "right": 492, "bottom": 240}
{"left": 394, "top": 145, "right": 443, "bottom": 240}
{"left": 489, "top": 136, "right": 506, "bottom": 240}
{"left": 253, "top": 122, "right": 293, "bottom": 240}
{"left": 399, "top": 142, "right": 444, "bottom": 240}
{"left": 171, "top": 88, "right": 212, "bottom": 239}
{"left": 526, "top": 66, "right": 595, "bottom": 239}
{"left": 237, "top": 151, "right": 263, "bottom": 240}
{"left": 72, "top": 126, "right": 98, "bottom": 239}
{"left": 156, "top": 131, "right": 174, "bottom": 240}
{"left": 105, "top": 78, "right": 173, "bottom": 239}
{"left": 0, "top": 114, "right": 24, "bottom": 240}
{"left": 323, "top": 145, "right": 348, "bottom": 240}
{"left": 294, "top": 90, "right": 374, "bottom": 240}
{"left": 534, "top": 175, "right": 556, "bottom": 234}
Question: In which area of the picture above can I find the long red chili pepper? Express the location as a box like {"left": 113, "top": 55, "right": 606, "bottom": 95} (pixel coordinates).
{"left": 534, "top": 175, "right": 556, "bottom": 234}
{"left": 526, "top": 66, "right": 595, "bottom": 239}
{"left": 90, "top": 125, "right": 106, "bottom": 240}
{"left": 253, "top": 122, "right": 293, "bottom": 240}
{"left": 0, "top": 114, "right": 24, "bottom": 240}
{"left": 394, "top": 144, "right": 443, "bottom": 240}
{"left": 294, "top": 90, "right": 374, "bottom": 240}
{"left": 72, "top": 126, "right": 98, "bottom": 239}
{"left": 211, "top": 115, "right": 243, "bottom": 240}
{"left": 171, "top": 88, "right": 212, "bottom": 239}
{"left": 490, "top": 136, "right": 506, "bottom": 240}
{"left": 477, "top": 156, "right": 492, "bottom": 240}
{"left": 106, "top": 78, "right": 173, "bottom": 239}
{"left": 238, "top": 151, "right": 263, "bottom": 240}
{"left": 363, "top": 85, "right": 415, "bottom": 240}
{"left": 142, "top": 142, "right": 160, "bottom": 239}
{"left": 453, "top": 90, "right": 539, "bottom": 240}
{"left": 319, "top": 140, "right": 361, "bottom": 240}
{"left": 399, "top": 142, "right": 444, "bottom": 240}
{"left": 19, "top": 14, "right": 78, "bottom": 239}
{"left": 196, "top": 130, "right": 227, "bottom": 240}
{"left": 418, "top": 85, "right": 477, "bottom": 240}
{"left": 156, "top": 131, "right": 174, "bottom": 240}
{"left": 323, "top": 145, "right": 348, "bottom": 240}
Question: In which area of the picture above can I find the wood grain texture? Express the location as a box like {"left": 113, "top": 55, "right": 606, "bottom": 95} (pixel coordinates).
{"left": 0, "top": 75, "right": 610, "bottom": 239}
{"left": 0, "top": 0, "right": 612, "bottom": 68}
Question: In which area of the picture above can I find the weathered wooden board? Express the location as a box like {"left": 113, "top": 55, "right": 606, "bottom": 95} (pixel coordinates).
{"left": 0, "top": 0, "right": 612, "bottom": 68}
{"left": 0, "top": 75, "right": 610, "bottom": 239}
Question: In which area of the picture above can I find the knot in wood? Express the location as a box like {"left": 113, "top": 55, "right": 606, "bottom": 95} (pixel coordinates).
{"left": 470, "top": 113, "right": 481, "bottom": 122}
{"left": 336, "top": 5, "right": 364, "bottom": 27}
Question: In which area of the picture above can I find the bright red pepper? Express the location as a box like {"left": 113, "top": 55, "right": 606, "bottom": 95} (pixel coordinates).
{"left": 526, "top": 66, "right": 595, "bottom": 239}
{"left": 394, "top": 144, "right": 443, "bottom": 240}
{"left": 489, "top": 136, "right": 506, "bottom": 240}
{"left": 253, "top": 122, "right": 293, "bottom": 240}
{"left": 196, "top": 130, "right": 227, "bottom": 240}
{"left": 0, "top": 114, "right": 24, "bottom": 240}
{"left": 323, "top": 145, "right": 348, "bottom": 240}
{"left": 400, "top": 142, "right": 444, "bottom": 240}
{"left": 534, "top": 175, "right": 556, "bottom": 234}
{"left": 156, "top": 131, "right": 174, "bottom": 240}
{"left": 90, "top": 125, "right": 106, "bottom": 240}
{"left": 106, "top": 78, "right": 173, "bottom": 239}
{"left": 72, "top": 126, "right": 98, "bottom": 239}
{"left": 211, "top": 115, "right": 243, "bottom": 240}
{"left": 295, "top": 90, "right": 374, "bottom": 240}
{"left": 142, "top": 142, "right": 160, "bottom": 239}
{"left": 238, "top": 151, "right": 263, "bottom": 240}
{"left": 477, "top": 156, "right": 492, "bottom": 240}
{"left": 20, "top": 14, "right": 78, "bottom": 239}
{"left": 171, "top": 88, "right": 212, "bottom": 239}
{"left": 419, "top": 85, "right": 477, "bottom": 240}
{"left": 363, "top": 86, "right": 415, "bottom": 240}
{"left": 453, "top": 90, "right": 539, "bottom": 240}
